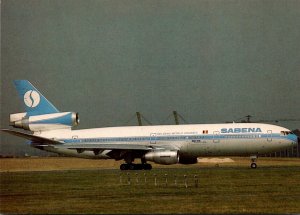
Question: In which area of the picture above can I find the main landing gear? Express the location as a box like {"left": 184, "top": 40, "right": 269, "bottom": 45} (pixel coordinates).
{"left": 120, "top": 163, "right": 152, "bottom": 170}
{"left": 250, "top": 155, "right": 258, "bottom": 169}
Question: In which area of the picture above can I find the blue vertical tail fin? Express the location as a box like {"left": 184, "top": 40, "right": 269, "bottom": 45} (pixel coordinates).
{"left": 13, "top": 80, "right": 59, "bottom": 116}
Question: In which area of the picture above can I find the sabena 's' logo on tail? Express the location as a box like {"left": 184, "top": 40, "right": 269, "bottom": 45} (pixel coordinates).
{"left": 10, "top": 80, "right": 79, "bottom": 131}
{"left": 24, "top": 90, "right": 40, "bottom": 108}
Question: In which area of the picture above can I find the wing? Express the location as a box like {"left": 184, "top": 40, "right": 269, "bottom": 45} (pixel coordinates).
{"left": 55, "top": 142, "right": 179, "bottom": 151}
{"left": 1, "top": 129, "right": 62, "bottom": 145}
{"left": 1, "top": 129, "right": 179, "bottom": 151}
{"left": 55, "top": 142, "right": 179, "bottom": 161}
{"left": 56, "top": 143, "right": 152, "bottom": 151}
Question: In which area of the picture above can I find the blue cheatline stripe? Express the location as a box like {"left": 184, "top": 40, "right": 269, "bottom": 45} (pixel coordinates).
{"left": 60, "top": 133, "right": 294, "bottom": 144}
{"left": 287, "top": 134, "right": 298, "bottom": 142}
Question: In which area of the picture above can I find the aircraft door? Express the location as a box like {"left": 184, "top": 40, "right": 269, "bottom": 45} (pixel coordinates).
{"left": 72, "top": 135, "right": 79, "bottom": 143}
{"left": 213, "top": 131, "right": 220, "bottom": 143}
{"left": 267, "top": 130, "right": 272, "bottom": 142}
{"left": 150, "top": 133, "right": 157, "bottom": 144}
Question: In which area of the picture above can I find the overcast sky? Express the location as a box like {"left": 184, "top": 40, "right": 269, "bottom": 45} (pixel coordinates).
{"left": 1, "top": 0, "right": 300, "bottom": 155}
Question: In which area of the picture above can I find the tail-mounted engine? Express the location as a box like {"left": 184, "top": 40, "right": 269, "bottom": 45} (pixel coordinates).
{"left": 10, "top": 112, "right": 79, "bottom": 131}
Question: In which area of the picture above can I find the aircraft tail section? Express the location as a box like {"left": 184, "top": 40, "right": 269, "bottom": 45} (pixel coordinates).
{"left": 10, "top": 80, "right": 79, "bottom": 132}
{"left": 13, "top": 80, "right": 59, "bottom": 116}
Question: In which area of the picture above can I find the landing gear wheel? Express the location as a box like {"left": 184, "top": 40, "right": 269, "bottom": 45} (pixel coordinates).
{"left": 143, "top": 163, "right": 152, "bottom": 170}
{"left": 251, "top": 163, "right": 257, "bottom": 169}
{"left": 250, "top": 155, "right": 258, "bottom": 169}
{"left": 129, "top": 164, "right": 136, "bottom": 170}
{"left": 120, "top": 164, "right": 128, "bottom": 170}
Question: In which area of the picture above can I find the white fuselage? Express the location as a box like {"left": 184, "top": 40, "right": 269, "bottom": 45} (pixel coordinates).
{"left": 36, "top": 123, "right": 297, "bottom": 159}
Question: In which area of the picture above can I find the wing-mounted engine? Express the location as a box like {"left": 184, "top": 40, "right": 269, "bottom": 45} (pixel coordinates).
{"left": 10, "top": 112, "right": 79, "bottom": 131}
{"left": 144, "top": 150, "right": 179, "bottom": 165}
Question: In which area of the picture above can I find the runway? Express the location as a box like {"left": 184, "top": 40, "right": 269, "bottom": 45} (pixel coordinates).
{"left": 1, "top": 157, "right": 300, "bottom": 214}
{"left": 1, "top": 156, "right": 300, "bottom": 172}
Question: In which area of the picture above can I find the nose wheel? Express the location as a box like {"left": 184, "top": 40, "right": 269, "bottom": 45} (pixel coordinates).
{"left": 250, "top": 155, "right": 258, "bottom": 169}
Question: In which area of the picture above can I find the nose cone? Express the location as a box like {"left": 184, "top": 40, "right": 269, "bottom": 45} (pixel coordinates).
{"left": 287, "top": 134, "right": 298, "bottom": 144}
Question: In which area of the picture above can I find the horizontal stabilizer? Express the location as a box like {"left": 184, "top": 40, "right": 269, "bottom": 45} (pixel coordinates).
{"left": 1, "top": 129, "right": 62, "bottom": 145}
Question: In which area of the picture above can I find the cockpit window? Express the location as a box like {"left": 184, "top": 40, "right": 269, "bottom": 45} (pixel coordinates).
{"left": 281, "top": 131, "right": 292, "bottom": 135}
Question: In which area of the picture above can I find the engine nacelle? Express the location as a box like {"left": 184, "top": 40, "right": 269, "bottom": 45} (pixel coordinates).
{"left": 144, "top": 151, "right": 179, "bottom": 165}
{"left": 9, "top": 112, "right": 27, "bottom": 125}
{"left": 10, "top": 112, "right": 79, "bottom": 131}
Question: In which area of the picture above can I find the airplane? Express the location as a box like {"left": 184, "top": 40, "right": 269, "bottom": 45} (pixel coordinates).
{"left": 1, "top": 80, "right": 298, "bottom": 170}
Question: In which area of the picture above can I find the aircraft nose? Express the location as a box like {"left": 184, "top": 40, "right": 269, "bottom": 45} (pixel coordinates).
{"left": 288, "top": 134, "right": 298, "bottom": 144}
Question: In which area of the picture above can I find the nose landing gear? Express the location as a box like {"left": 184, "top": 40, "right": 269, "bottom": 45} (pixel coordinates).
{"left": 250, "top": 162, "right": 257, "bottom": 169}
{"left": 250, "top": 155, "right": 258, "bottom": 169}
